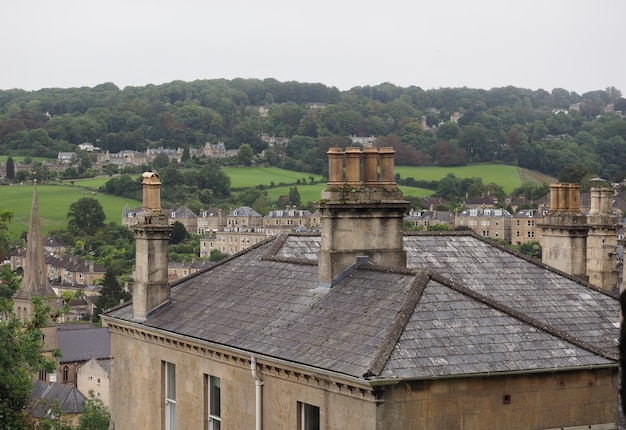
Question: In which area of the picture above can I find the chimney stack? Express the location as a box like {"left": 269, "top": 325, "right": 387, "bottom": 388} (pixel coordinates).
{"left": 132, "top": 172, "right": 172, "bottom": 321}
{"left": 318, "top": 147, "right": 409, "bottom": 286}
{"left": 586, "top": 179, "right": 619, "bottom": 291}
{"left": 539, "top": 183, "right": 588, "bottom": 279}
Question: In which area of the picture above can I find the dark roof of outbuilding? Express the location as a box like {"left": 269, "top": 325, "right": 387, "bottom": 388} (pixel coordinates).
{"left": 106, "top": 232, "right": 619, "bottom": 381}
{"left": 30, "top": 382, "right": 87, "bottom": 418}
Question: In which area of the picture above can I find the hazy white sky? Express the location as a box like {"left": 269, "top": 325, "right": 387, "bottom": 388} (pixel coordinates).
{"left": 2, "top": 0, "right": 624, "bottom": 94}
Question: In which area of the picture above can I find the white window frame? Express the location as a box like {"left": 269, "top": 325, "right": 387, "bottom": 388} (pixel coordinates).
{"left": 164, "top": 361, "right": 176, "bottom": 430}
{"left": 298, "top": 401, "right": 320, "bottom": 430}
{"left": 206, "top": 374, "right": 221, "bottom": 430}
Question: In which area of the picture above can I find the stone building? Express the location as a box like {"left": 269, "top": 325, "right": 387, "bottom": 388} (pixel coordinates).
{"left": 263, "top": 206, "right": 312, "bottom": 234}
{"left": 455, "top": 207, "right": 512, "bottom": 241}
{"left": 197, "top": 207, "right": 226, "bottom": 235}
{"left": 10, "top": 252, "right": 106, "bottom": 286}
{"left": 76, "top": 358, "right": 112, "bottom": 408}
{"left": 512, "top": 209, "right": 543, "bottom": 245}
{"left": 404, "top": 209, "right": 454, "bottom": 230}
{"left": 103, "top": 150, "right": 618, "bottom": 430}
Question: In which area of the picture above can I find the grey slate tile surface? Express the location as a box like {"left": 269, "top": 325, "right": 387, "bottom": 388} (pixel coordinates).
{"left": 107, "top": 232, "right": 618, "bottom": 380}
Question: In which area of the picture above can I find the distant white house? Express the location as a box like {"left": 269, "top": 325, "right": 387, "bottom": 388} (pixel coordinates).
{"left": 57, "top": 152, "right": 75, "bottom": 164}
{"left": 78, "top": 142, "right": 99, "bottom": 152}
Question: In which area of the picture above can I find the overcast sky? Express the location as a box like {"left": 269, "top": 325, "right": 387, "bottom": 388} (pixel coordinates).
{"left": 3, "top": 0, "right": 624, "bottom": 95}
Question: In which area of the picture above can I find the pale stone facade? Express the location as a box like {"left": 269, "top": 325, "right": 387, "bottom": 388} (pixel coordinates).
{"left": 512, "top": 209, "right": 543, "bottom": 245}
{"left": 76, "top": 358, "right": 111, "bottom": 408}
{"left": 106, "top": 313, "right": 618, "bottom": 430}
{"left": 455, "top": 208, "right": 512, "bottom": 241}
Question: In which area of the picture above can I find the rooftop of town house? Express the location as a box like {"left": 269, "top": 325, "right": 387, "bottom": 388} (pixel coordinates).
{"left": 106, "top": 231, "right": 618, "bottom": 381}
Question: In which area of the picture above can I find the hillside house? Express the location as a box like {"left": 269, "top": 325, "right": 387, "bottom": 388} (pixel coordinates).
{"left": 196, "top": 207, "right": 227, "bottom": 235}
{"left": 404, "top": 209, "right": 454, "bottom": 230}
{"left": 10, "top": 252, "right": 105, "bottom": 286}
{"left": 57, "top": 152, "right": 76, "bottom": 164}
{"left": 204, "top": 142, "right": 228, "bottom": 159}
{"left": 168, "top": 205, "right": 198, "bottom": 233}
{"left": 263, "top": 206, "right": 312, "bottom": 233}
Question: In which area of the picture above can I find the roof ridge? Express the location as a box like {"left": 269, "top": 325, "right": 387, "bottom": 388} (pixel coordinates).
{"left": 403, "top": 231, "right": 618, "bottom": 299}
{"left": 168, "top": 235, "right": 281, "bottom": 289}
{"left": 365, "top": 271, "right": 430, "bottom": 377}
{"left": 428, "top": 271, "right": 618, "bottom": 361}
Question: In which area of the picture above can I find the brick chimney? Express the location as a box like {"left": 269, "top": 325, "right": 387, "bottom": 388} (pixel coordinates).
{"left": 132, "top": 172, "right": 172, "bottom": 321}
{"left": 318, "top": 147, "right": 409, "bottom": 286}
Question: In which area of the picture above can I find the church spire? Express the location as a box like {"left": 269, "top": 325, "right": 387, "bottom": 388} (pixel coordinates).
{"left": 14, "top": 180, "right": 55, "bottom": 301}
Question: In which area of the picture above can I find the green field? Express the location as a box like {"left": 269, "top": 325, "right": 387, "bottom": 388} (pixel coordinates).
{"left": 224, "top": 167, "right": 324, "bottom": 189}
{"left": 0, "top": 183, "right": 139, "bottom": 236}
{"left": 395, "top": 165, "right": 524, "bottom": 194}
{"left": 264, "top": 183, "right": 432, "bottom": 204}
{"left": 1, "top": 164, "right": 550, "bottom": 235}
{"left": 0, "top": 155, "right": 50, "bottom": 164}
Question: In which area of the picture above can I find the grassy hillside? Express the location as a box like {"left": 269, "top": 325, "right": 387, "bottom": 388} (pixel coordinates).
{"left": 0, "top": 183, "right": 139, "bottom": 236}
{"left": 1, "top": 164, "right": 551, "bottom": 235}
{"left": 395, "top": 164, "right": 528, "bottom": 194}
{"left": 224, "top": 167, "right": 324, "bottom": 189}
{"left": 265, "top": 183, "right": 432, "bottom": 204}
{"left": 227, "top": 164, "right": 549, "bottom": 196}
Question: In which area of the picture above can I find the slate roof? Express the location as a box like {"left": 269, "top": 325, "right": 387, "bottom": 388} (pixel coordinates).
{"left": 30, "top": 382, "right": 86, "bottom": 418}
{"left": 106, "top": 232, "right": 619, "bottom": 381}
{"left": 57, "top": 325, "right": 111, "bottom": 362}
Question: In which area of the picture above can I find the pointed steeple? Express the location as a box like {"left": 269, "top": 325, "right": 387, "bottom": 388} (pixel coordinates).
{"left": 13, "top": 181, "right": 59, "bottom": 363}
{"left": 14, "top": 180, "right": 56, "bottom": 301}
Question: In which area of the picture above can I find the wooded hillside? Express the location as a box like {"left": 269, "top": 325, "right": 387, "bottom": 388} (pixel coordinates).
{"left": 1, "top": 79, "right": 625, "bottom": 180}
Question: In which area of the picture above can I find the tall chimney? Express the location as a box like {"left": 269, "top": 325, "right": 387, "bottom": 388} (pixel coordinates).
{"left": 539, "top": 183, "right": 587, "bottom": 279}
{"left": 586, "top": 178, "right": 619, "bottom": 291}
{"left": 132, "top": 172, "right": 172, "bottom": 321}
{"left": 318, "top": 148, "right": 409, "bottom": 286}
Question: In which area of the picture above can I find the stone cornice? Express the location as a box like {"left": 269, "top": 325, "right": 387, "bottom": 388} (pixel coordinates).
{"left": 105, "top": 319, "right": 379, "bottom": 402}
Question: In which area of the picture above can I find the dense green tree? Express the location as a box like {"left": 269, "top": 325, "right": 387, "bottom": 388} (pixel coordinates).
{"left": 93, "top": 268, "right": 131, "bottom": 322}
{"left": 209, "top": 248, "right": 228, "bottom": 262}
{"left": 76, "top": 391, "right": 111, "bottom": 430}
{"left": 152, "top": 153, "right": 170, "bottom": 169}
{"left": 427, "top": 224, "right": 452, "bottom": 231}
{"left": 0, "top": 210, "right": 20, "bottom": 261}
{"left": 169, "top": 221, "right": 188, "bottom": 245}
{"left": 5, "top": 156, "right": 15, "bottom": 179}
{"left": 102, "top": 163, "right": 119, "bottom": 176}
{"left": 61, "top": 166, "right": 80, "bottom": 179}
{"left": 67, "top": 197, "right": 106, "bottom": 235}
{"left": 288, "top": 186, "right": 301, "bottom": 206}
{"left": 181, "top": 146, "right": 191, "bottom": 162}
{"left": 237, "top": 143, "right": 255, "bottom": 166}
{"left": 196, "top": 163, "right": 230, "bottom": 198}
{"left": 0, "top": 264, "right": 20, "bottom": 298}
{"left": 558, "top": 163, "right": 594, "bottom": 184}
{"left": 437, "top": 173, "right": 462, "bottom": 201}
{"left": 0, "top": 297, "right": 60, "bottom": 429}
